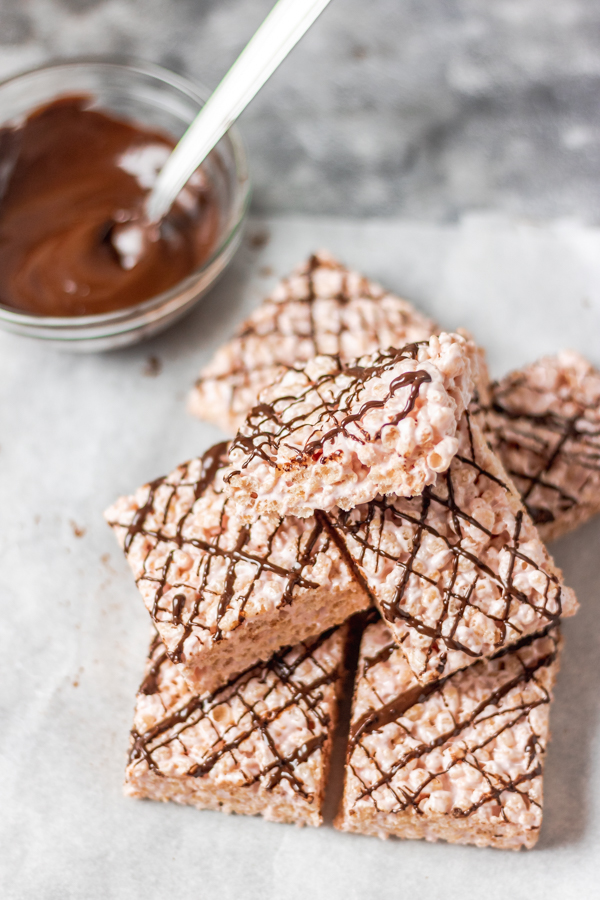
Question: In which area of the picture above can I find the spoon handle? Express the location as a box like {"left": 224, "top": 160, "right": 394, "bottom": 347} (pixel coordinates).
{"left": 146, "top": 0, "right": 332, "bottom": 223}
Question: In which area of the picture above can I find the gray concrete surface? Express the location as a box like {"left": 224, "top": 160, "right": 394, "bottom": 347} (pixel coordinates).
{"left": 1, "top": 0, "right": 599, "bottom": 221}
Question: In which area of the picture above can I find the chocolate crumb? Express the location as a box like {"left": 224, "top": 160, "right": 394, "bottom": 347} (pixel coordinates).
{"left": 143, "top": 356, "right": 162, "bottom": 377}
{"left": 70, "top": 520, "right": 86, "bottom": 538}
{"left": 248, "top": 229, "right": 270, "bottom": 249}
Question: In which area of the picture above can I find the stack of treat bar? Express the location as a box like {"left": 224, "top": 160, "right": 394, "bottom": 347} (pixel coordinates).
{"left": 106, "top": 253, "right": 600, "bottom": 850}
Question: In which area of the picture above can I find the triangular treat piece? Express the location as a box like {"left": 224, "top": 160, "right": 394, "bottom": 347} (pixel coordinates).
{"left": 480, "top": 350, "right": 600, "bottom": 542}
{"left": 105, "top": 442, "right": 368, "bottom": 695}
{"left": 189, "top": 252, "right": 437, "bottom": 433}
{"left": 226, "top": 333, "right": 476, "bottom": 519}
{"left": 126, "top": 624, "right": 348, "bottom": 827}
{"left": 327, "top": 413, "right": 577, "bottom": 683}
{"left": 335, "top": 616, "right": 561, "bottom": 850}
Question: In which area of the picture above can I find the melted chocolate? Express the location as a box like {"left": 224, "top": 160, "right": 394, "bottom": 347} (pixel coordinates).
{"left": 130, "top": 626, "right": 343, "bottom": 797}
{"left": 0, "top": 96, "right": 219, "bottom": 316}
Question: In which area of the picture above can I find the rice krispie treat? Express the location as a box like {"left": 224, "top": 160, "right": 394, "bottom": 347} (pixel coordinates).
{"left": 335, "top": 617, "right": 561, "bottom": 850}
{"left": 126, "top": 624, "right": 348, "bottom": 826}
{"left": 226, "top": 333, "right": 476, "bottom": 519}
{"left": 328, "top": 413, "right": 577, "bottom": 684}
{"left": 481, "top": 351, "right": 600, "bottom": 542}
{"left": 105, "top": 442, "right": 368, "bottom": 695}
{"left": 189, "top": 252, "right": 437, "bottom": 433}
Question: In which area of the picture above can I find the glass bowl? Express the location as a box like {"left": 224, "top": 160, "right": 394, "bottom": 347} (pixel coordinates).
{"left": 0, "top": 58, "right": 250, "bottom": 351}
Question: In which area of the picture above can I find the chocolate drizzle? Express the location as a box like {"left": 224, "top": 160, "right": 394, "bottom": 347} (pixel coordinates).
{"left": 482, "top": 359, "right": 600, "bottom": 532}
{"left": 123, "top": 475, "right": 165, "bottom": 554}
{"left": 328, "top": 413, "right": 569, "bottom": 679}
{"left": 106, "top": 441, "right": 346, "bottom": 660}
{"left": 304, "top": 365, "right": 431, "bottom": 456}
{"left": 228, "top": 342, "right": 431, "bottom": 475}
{"left": 193, "top": 440, "right": 229, "bottom": 500}
{"left": 129, "top": 627, "right": 344, "bottom": 798}
{"left": 346, "top": 619, "right": 560, "bottom": 821}
{"left": 192, "top": 253, "right": 437, "bottom": 430}
{"left": 139, "top": 632, "right": 168, "bottom": 695}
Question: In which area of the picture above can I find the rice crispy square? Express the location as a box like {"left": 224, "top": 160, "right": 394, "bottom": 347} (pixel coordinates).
{"left": 105, "top": 442, "right": 368, "bottom": 695}
{"left": 480, "top": 350, "right": 600, "bottom": 542}
{"left": 336, "top": 616, "right": 561, "bottom": 850}
{"left": 126, "top": 624, "right": 348, "bottom": 827}
{"left": 327, "top": 413, "right": 577, "bottom": 684}
{"left": 189, "top": 251, "right": 437, "bottom": 433}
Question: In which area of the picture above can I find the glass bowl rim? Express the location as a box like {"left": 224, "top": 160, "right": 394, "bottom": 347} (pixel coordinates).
{"left": 0, "top": 56, "right": 251, "bottom": 330}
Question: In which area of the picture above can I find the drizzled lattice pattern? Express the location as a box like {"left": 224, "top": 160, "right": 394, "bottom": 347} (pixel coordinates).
{"left": 344, "top": 618, "right": 560, "bottom": 835}
{"left": 190, "top": 252, "right": 437, "bottom": 432}
{"left": 105, "top": 443, "right": 351, "bottom": 660}
{"left": 329, "top": 414, "right": 576, "bottom": 682}
{"left": 128, "top": 626, "right": 345, "bottom": 798}
{"left": 229, "top": 343, "right": 430, "bottom": 470}
{"left": 482, "top": 351, "right": 600, "bottom": 540}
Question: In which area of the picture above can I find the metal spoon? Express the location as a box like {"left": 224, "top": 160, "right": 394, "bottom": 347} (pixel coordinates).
{"left": 147, "top": 0, "right": 332, "bottom": 224}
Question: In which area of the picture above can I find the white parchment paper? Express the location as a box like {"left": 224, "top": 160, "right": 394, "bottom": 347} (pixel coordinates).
{"left": 1, "top": 215, "right": 599, "bottom": 899}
